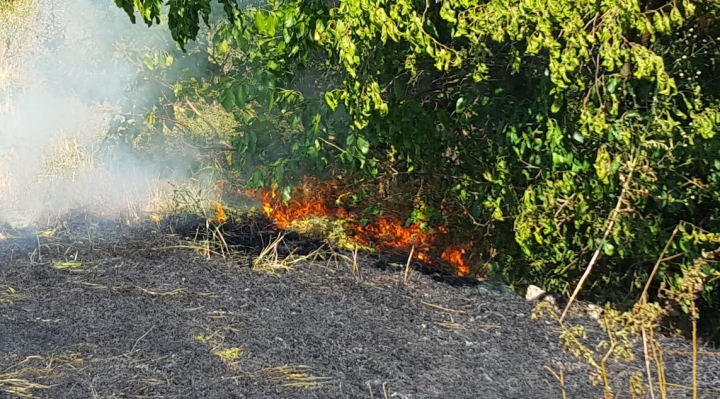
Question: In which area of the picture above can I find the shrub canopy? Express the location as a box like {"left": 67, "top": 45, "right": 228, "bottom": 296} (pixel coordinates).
{"left": 114, "top": 0, "right": 720, "bottom": 306}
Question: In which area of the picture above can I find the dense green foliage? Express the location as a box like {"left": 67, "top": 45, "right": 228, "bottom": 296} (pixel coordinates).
{"left": 114, "top": 0, "right": 720, "bottom": 309}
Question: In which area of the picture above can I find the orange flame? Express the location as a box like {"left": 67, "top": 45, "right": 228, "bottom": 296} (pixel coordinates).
{"left": 251, "top": 180, "right": 471, "bottom": 276}
{"left": 441, "top": 245, "right": 471, "bottom": 276}
{"left": 215, "top": 203, "right": 228, "bottom": 224}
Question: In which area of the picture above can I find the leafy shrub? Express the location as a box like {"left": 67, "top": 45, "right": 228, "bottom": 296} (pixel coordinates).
{"left": 114, "top": 0, "right": 720, "bottom": 309}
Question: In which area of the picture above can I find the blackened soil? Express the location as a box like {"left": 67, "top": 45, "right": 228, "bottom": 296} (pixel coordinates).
{"left": 1, "top": 214, "right": 719, "bottom": 399}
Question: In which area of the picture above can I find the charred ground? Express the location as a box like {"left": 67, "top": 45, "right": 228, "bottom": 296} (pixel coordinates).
{"left": 1, "top": 213, "right": 719, "bottom": 399}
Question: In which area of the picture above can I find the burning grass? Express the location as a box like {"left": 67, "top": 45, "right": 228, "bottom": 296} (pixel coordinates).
{"left": 251, "top": 178, "right": 473, "bottom": 276}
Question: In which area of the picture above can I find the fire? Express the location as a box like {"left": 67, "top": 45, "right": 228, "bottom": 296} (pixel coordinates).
{"left": 441, "top": 245, "right": 471, "bottom": 276}
{"left": 251, "top": 180, "right": 471, "bottom": 276}
{"left": 215, "top": 203, "right": 228, "bottom": 224}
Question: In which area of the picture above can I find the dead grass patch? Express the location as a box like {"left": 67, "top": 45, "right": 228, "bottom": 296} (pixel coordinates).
{"left": 255, "top": 365, "right": 332, "bottom": 388}
{"left": 0, "top": 285, "right": 23, "bottom": 303}
{"left": 38, "top": 137, "right": 95, "bottom": 180}
{"left": 1, "top": 353, "right": 84, "bottom": 397}
{"left": 0, "top": 374, "right": 50, "bottom": 398}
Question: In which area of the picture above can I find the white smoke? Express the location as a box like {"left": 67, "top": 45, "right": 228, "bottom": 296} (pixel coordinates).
{"left": 0, "top": 0, "right": 204, "bottom": 226}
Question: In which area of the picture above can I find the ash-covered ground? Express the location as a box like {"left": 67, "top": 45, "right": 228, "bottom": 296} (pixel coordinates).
{"left": 1, "top": 213, "right": 719, "bottom": 399}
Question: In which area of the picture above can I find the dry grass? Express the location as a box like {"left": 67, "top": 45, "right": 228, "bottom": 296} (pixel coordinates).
{"left": 255, "top": 365, "right": 332, "bottom": 388}
{"left": 194, "top": 325, "right": 242, "bottom": 371}
{"left": 37, "top": 137, "right": 95, "bottom": 180}
{"left": 136, "top": 286, "right": 185, "bottom": 297}
{"left": 252, "top": 233, "right": 315, "bottom": 275}
{"left": 51, "top": 259, "right": 83, "bottom": 270}
{"left": 183, "top": 218, "right": 231, "bottom": 259}
{"left": 0, "top": 353, "right": 83, "bottom": 397}
{"left": 0, "top": 374, "right": 50, "bottom": 398}
{"left": 0, "top": 285, "right": 23, "bottom": 303}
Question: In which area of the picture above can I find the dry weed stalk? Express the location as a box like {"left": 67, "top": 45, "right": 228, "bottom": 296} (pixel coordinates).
{"left": 533, "top": 299, "right": 664, "bottom": 399}
{"left": 658, "top": 259, "right": 707, "bottom": 399}
{"left": 538, "top": 243, "right": 714, "bottom": 399}
{"left": 638, "top": 224, "right": 680, "bottom": 399}
{"left": 542, "top": 365, "right": 567, "bottom": 399}
{"left": 402, "top": 245, "right": 415, "bottom": 285}
{"left": 561, "top": 158, "right": 637, "bottom": 323}
{"left": 177, "top": 218, "right": 231, "bottom": 259}
{"left": 351, "top": 246, "right": 361, "bottom": 282}
{"left": 366, "top": 381, "right": 391, "bottom": 399}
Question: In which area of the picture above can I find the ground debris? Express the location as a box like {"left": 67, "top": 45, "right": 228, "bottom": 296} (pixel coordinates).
{"left": 1, "top": 215, "right": 719, "bottom": 398}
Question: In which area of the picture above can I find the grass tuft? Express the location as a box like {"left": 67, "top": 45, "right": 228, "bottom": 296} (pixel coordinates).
{"left": 252, "top": 233, "right": 324, "bottom": 275}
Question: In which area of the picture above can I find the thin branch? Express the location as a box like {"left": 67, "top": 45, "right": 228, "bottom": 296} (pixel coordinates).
{"left": 640, "top": 224, "right": 680, "bottom": 304}
{"left": 560, "top": 158, "right": 637, "bottom": 323}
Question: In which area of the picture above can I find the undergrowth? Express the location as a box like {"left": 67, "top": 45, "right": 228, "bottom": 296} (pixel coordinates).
{"left": 536, "top": 250, "right": 717, "bottom": 398}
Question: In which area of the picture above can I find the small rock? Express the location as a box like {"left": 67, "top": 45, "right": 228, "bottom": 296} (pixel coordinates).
{"left": 525, "top": 285, "right": 546, "bottom": 301}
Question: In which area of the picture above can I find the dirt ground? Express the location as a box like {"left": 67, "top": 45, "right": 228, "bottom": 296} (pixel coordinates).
{"left": 1, "top": 213, "right": 720, "bottom": 399}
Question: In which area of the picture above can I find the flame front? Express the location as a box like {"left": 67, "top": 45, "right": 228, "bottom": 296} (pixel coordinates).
{"left": 253, "top": 181, "right": 471, "bottom": 276}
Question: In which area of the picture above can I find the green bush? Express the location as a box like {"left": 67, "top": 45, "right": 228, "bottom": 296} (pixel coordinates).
{"left": 115, "top": 0, "right": 720, "bottom": 309}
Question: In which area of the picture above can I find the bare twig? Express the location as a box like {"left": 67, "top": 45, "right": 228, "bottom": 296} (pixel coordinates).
{"left": 642, "top": 328, "right": 656, "bottom": 399}
{"left": 402, "top": 245, "right": 415, "bottom": 285}
{"left": 560, "top": 160, "right": 637, "bottom": 323}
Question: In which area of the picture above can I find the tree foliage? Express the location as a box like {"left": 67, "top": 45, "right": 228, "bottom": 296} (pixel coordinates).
{"left": 114, "top": 0, "right": 720, "bottom": 308}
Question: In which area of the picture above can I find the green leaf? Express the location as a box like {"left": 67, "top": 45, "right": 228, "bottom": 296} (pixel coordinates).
{"left": 607, "top": 77, "right": 622, "bottom": 94}
{"left": 143, "top": 108, "right": 156, "bottom": 128}
{"left": 254, "top": 11, "right": 267, "bottom": 32}
{"left": 220, "top": 88, "right": 236, "bottom": 112}
{"left": 603, "top": 243, "right": 615, "bottom": 256}
{"left": 550, "top": 94, "right": 563, "bottom": 113}
{"left": 315, "top": 18, "right": 325, "bottom": 33}
{"left": 216, "top": 40, "right": 229, "bottom": 56}
{"left": 248, "top": 171, "right": 264, "bottom": 189}
{"left": 266, "top": 13, "right": 278, "bottom": 36}
{"left": 455, "top": 97, "right": 467, "bottom": 114}
{"left": 282, "top": 185, "right": 293, "bottom": 203}
{"left": 356, "top": 136, "right": 370, "bottom": 155}
{"left": 325, "top": 91, "right": 339, "bottom": 110}
{"left": 235, "top": 86, "right": 246, "bottom": 106}
{"left": 572, "top": 131, "right": 585, "bottom": 143}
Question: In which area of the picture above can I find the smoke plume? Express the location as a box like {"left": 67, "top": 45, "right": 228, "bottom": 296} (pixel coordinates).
{"left": 0, "top": 0, "right": 202, "bottom": 226}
